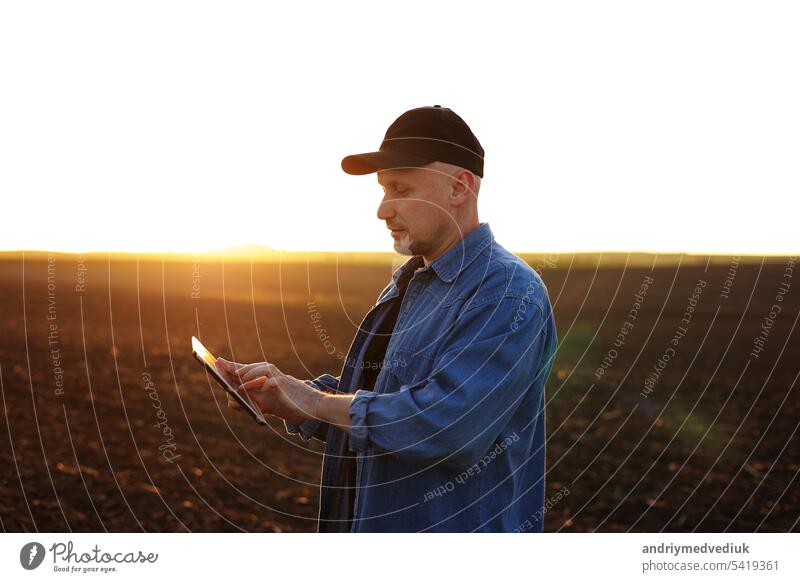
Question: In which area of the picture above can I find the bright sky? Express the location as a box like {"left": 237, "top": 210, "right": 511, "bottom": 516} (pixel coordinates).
{"left": 1, "top": 1, "right": 798, "bottom": 254}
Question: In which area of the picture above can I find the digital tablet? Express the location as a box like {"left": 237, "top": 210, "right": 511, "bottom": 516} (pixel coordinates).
{"left": 191, "top": 336, "right": 267, "bottom": 425}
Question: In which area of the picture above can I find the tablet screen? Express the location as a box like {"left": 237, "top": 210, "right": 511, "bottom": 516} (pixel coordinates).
{"left": 191, "top": 336, "right": 267, "bottom": 425}
{"left": 192, "top": 336, "right": 220, "bottom": 372}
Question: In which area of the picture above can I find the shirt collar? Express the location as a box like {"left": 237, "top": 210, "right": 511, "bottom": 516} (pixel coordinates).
{"left": 391, "top": 222, "right": 494, "bottom": 286}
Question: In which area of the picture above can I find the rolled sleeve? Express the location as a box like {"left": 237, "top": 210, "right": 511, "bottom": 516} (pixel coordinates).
{"left": 347, "top": 390, "right": 380, "bottom": 452}
{"left": 342, "top": 296, "right": 552, "bottom": 468}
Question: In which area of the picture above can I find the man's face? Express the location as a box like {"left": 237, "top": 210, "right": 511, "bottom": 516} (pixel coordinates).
{"left": 376, "top": 164, "right": 456, "bottom": 257}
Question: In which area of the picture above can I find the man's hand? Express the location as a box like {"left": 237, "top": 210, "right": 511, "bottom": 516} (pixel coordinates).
{"left": 218, "top": 360, "right": 322, "bottom": 426}
{"left": 216, "top": 357, "right": 354, "bottom": 430}
{"left": 215, "top": 357, "right": 248, "bottom": 386}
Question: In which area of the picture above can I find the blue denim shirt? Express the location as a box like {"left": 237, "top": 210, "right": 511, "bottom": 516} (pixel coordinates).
{"left": 287, "top": 223, "right": 557, "bottom": 532}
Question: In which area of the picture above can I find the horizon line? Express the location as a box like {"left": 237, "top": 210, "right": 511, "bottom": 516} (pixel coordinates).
{"left": 0, "top": 247, "right": 795, "bottom": 259}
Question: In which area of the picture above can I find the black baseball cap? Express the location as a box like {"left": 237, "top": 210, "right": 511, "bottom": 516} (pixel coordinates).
{"left": 341, "top": 105, "right": 484, "bottom": 178}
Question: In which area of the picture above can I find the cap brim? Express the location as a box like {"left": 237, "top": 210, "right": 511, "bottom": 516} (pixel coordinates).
{"left": 341, "top": 150, "right": 433, "bottom": 175}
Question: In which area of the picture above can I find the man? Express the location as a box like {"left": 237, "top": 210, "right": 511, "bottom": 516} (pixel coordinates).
{"left": 217, "top": 105, "right": 558, "bottom": 532}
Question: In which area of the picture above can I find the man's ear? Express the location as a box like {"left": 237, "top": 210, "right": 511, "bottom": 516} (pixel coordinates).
{"left": 449, "top": 170, "right": 476, "bottom": 206}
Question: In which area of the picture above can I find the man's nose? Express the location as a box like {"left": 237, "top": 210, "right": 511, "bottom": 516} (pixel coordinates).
{"left": 376, "top": 196, "right": 395, "bottom": 221}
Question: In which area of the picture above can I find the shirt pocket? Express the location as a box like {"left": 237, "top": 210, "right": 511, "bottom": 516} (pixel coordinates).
{"left": 392, "top": 290, "right": 464, "bottom": 356}
{"left": 386, "top": 348, "right": 435, "bottom": 390}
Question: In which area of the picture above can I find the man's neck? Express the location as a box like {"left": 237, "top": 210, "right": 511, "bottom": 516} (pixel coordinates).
{"left": 422, "top": 221, "right": 480, "bottom": 266}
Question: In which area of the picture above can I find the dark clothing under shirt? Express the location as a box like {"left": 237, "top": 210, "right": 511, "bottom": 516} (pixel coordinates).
{"left": 333, "top": 276, "right": 410, "bottom": 532}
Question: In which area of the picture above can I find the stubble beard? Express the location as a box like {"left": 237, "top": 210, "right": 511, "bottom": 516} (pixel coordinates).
{"left": 394, "top": 227, "right": 445, "bottom": 258}
{"left": 393, "top": 231, "right": 414, "bottom": 256}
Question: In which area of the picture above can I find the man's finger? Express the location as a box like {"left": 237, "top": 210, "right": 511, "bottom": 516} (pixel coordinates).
{"left": 238, "top": 376, "right": 269, "bottom": 391}
{"left": 234, "top": 361, "right": 271, "bottom": 377}
{"left": 216, "top": 358, "right": 243, "bottom": 385}
{"left": 217, "top": 357, "right": 245, "bottom": 371}
{"left": 264, "top": 376, "right": 283, "bottom": 389}
{"left": 233, "top": 380, "right": 267, "bottom": 413}
{"left": 226, "top": 391, "right": 241, "bottom": 409}
{"left": 238, "top": 365, "right": 267, "bottom": 382}
{"left": 239, "top": 364, "right": 281, "bottom": 382}
{"left": 228, "top": 380, "right": 264, "bottom": 410}
{"left": 216, "top": 358, "right": 242, "bottom": 380}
